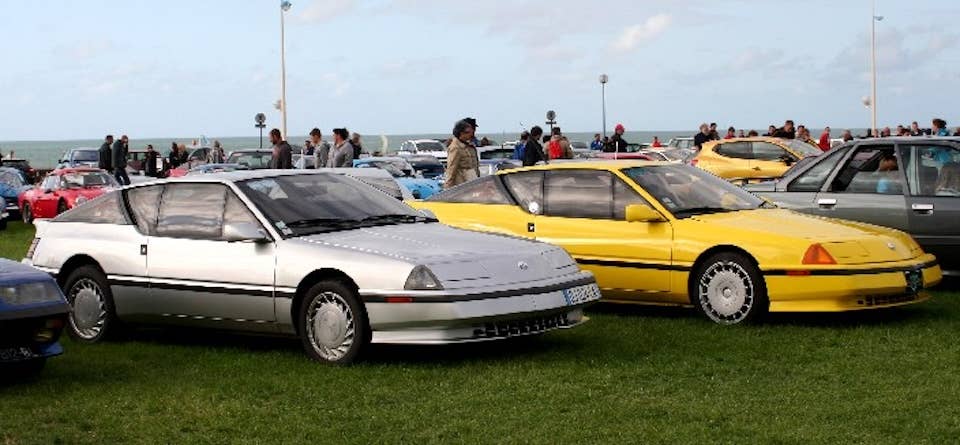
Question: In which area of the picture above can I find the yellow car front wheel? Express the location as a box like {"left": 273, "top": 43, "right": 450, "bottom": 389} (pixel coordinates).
{"left": 693, "top": 253, "right": 769, "bottom": 325}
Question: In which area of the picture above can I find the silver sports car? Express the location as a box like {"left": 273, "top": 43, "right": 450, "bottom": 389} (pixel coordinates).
{"left": 23, "top": 171, "right": 599, "bottom": 364}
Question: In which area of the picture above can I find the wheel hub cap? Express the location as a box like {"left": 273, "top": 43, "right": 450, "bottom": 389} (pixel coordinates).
{"left": 73, "top": 289, "right": 101, "bottom": 329}
{"left": 312, "top": 303, "right": 348, "bottom": 347}
{"left": 306, "top": 292, "right": 355, "bottom": 361}
{"left": 68, "top": 278, "right": 106, "bottom": 339}
{"left": 698, "top": 261, "right": 755, "bottom": 324}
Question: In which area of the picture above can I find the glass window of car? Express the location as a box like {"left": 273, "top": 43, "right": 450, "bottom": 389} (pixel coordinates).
{"left": 126, "top": 185, "right": 163, "bottom": 235}
{"left": 752, "top": 142, "right": 792, "bottom": 161}
{"left": 787, "top": 148, "right": 846, "bottom": 192}
{"left": 714, "top": 142, "right": 752, "bottom": 159}
{"left": 54, "top": 191, "right": 129, "bottom": 225}
{"left": 223, "top": 192, "right": 261, "bottom": 227}
{"left": 415, "top": 141, "right": 445, "bottom": 152}
{"left": 830, "top": 146, "right": 903, "bottom": 195}
{"left": 237, "top": 173, "right": 422, "bottom": 238}
{"left": 0, "top": 171, "right": 23, "bottom": 187}
{"left": 502, "top": 171, "right": 544, "bottom": 214}
{"left": 227, "top": 152, "right": 272, "bottom": 169}
{"left": 904, "top": 144, "right": 960, "bottom": 196}
{"left": 60, "top": 171, "right": 117, "bottom": 189}
{"left": 544, "top": 170, "right": 614, "bottom": 219}
{"left": 622, "top": 165, "right": 764, "bottom": 218}
{"left": 613, "top": 177, "right": 652, "bottom": 220}
{"left": 783, "top": 139, "right": 825, "bottom": 158}
{"left": 41, "top": 176, "right": 59, "bottom": 191}
{"left": 73, "top": 150, "right": 99, "bottom": 162}
{"left": 428, "top": 176, "right": 512, "bottom": 205}
{"left": 156, "top": 184, "right": 228, "bottom": 239}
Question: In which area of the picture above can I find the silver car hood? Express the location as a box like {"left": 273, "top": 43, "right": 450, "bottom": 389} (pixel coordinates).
{"left": 295, "top": 223, "right": 578, "bottom": 288}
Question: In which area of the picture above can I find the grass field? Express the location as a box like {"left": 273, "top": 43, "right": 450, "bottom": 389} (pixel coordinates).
{"left": 1, "top": 221, "right": 958, "bottom": 444}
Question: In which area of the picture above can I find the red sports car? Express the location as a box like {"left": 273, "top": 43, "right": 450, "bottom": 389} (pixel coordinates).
{"left": 19, "top": 168, "right": 118, "bottom": 223}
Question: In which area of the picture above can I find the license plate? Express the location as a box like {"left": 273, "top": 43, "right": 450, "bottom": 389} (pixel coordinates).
{"left": 562, "top": 284, "right": 602, "bottom": 306}
{"left": 0, "top": 347, "right": 38, "bottom": 362}
{"left": 904, "top": 269, "right": 923, "bottom": 295}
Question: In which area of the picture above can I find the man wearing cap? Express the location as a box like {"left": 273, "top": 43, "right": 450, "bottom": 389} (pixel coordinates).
{"left": 445, "top": 119, "right": 480, "bottom": 188}
{"left": 606, "top": 123, "right": 629, "bottom": 153}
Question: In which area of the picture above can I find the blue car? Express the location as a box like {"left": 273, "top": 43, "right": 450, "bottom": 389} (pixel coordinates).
{"left": 0, "top": 167, "right": 30, "bottom": 218}
{"left": 353, "top": 157, "right": 442, "bottom": 199}
{"left": 0, "top": 197, "right": 7, "bottom": 230}
{"left": 0, "top": 259, "right": 70, "bottom": 377}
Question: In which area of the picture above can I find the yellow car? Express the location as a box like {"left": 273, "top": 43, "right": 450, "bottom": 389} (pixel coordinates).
{"left": 692, "top": 137, "right": 823, "bottom": 182}
{"left": 410, "top": 161, "right": 942, "bottom": 324}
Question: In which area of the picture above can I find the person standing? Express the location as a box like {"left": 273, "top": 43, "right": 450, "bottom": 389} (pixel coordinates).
{"left": 445, "top": 119, "right": 480, "bottom": 188}
{"left": 773, "top": 120, "right": 796, "bottom": 139}
{"left": 841, "top": 130, "right": 854, "bottom": 143}
{"left": 693, "top": 123, "right": 711, "bottom": 149}
{"left": 708, "top": 123, "right": 720, "bottom": 140}
{"left": 590, "top": 133, "right": 603, "bottom": 151}
{"left": 112, "top": 135, "right": 130, "bottom": 185}
{"left": 513, "top": 132, "right": 528, "bottom": 161}
{"left": 268, "top": 128, "right": 293, "bottom": 169}
{"left": 607, "top": 123, "right": 629, "bottom": 152}
{"left": 818, "top": 127, "right": 832, "bottom": 151}
{"left": 144, "top": 144, "right": 159, "bottom": 177}
{"left": 327, "top": 128, "right": 355, "bottom": 168}
{"left": 310, "top": 128, "right": 331, "bottom": 168}
{"left": 933, "top": 118, "right": 950, "bottom": 136}
{"left": 522, "top": 126, "right": 546, "bottom": 167}
{"left": 350, "top": 132, "right": 363, "bottom": 159}
{"left": 910, "top": 121, "right": 923, "bottom": 136}
{"left": 724, "top": 127, "right": 736, "bottom": 139}
{"left": 651, "top": 136, "right": 662, "bottom": 148}
{"left": 208, "top": 140, "right": 226, "bottom": 164}
{"left": 547, "top": 127, "right": 569, "bottom": 159}
{"left": 765, "top": 125, "right": 777, "bottom": 136}
{"left": 98, "top": 135, "right": 114, "bottom": 172}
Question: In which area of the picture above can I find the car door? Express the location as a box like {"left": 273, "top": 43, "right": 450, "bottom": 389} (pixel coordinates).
{"left": 423, "top": 175, "right": 533, "bottom": 237}
{"left": 147, "top": 182, "right": 278, "bottom": 324}
{"left": 812, "top": 144, "right": 908, "bottom": 230}
{"left": 900, "top": 142, "right": 960, "bottom": 272}
{"left": 33, "top": 176, "right": 61, "bottom": 216}
{"left": 749, "top": 141, "right": 794, "bottom": 180}
{"left": 531, "top": 169, "right": 674, "bottom": 298}
{"left": 112, "top": 185, "right": 163, "bottom": 317}
{"left": 768, "top": 147, "right": 848, "bottom": 210}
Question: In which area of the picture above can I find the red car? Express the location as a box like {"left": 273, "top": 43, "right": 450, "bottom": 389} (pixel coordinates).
{"left": 19, "top": 168, "right": 118, "bottom": 223}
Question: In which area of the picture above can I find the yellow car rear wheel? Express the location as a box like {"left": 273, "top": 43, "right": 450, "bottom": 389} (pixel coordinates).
{"left": 692, "top": 252, "right": 769, "bottom": 325}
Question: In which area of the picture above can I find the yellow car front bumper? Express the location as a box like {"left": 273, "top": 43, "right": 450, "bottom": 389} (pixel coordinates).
{"left": 763, "top": 257, "right": 941, "bottom": 313}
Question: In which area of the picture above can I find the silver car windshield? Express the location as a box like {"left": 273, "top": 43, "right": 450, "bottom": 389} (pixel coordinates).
{"left": 237, "top": 174, "right": 428, "bottom": 237}
{"left": 622, "top": 165, "right": 769, "bottom": 218}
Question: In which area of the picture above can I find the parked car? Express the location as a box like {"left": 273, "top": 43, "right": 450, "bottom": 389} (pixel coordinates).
{"left": 353, "top": 157, "right": 442, "bottom": 199}
{"left": 226, "top": 149, "right": 273, "bottom": 169}
{"left": 126, "top": 149, "right": 166, "bottom": 176}
{"left": 324, "top": 167, "right": 415, "bottom": 201}
{"left": 0, "top": 258, "right": 70, "bottom": 377}
{"left": 24, "top": 171, "right": 600, "bottom": 364}
{"left": 744, "top": 137, "right": 960, "bottom": 275}
{"left": 1, "top": 158, "right": 39, "bottom": 184}
{"left": 668, "top": 137, "right": 695, "bottom": 150}
{"left": 411, "top": 161, "right": 941, "bottom": 324}
{"left": 19, "top": 168, "right": 118, "bottom": 223}
{"left": 399, "top": 154, "right": 445, "bottom": 181}
{"left": 0, "top": 167, "right": 30, "bottom": 218}
{"left": 691, "top": 137, "right": 823, "bottom": 183}
{"left": 397, "top": 140, "right": 449, "bottom": 165}
{"left": 596, "top": 143, "right": 654, "bottom": 160}
{"left": 480, "top": 159, "right": 521, "bottom": 177}
{"left": 58, "top": 147, "right": 100, "bottom": 169}
{"left": 186, "top": 163, "right": 251, "bottom": 175}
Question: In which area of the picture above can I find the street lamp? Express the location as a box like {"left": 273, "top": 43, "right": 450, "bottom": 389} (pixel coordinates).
{"left": 870, "top": 0, "right": 884, "bottom": 138}
{"left": 279, "top": 0, "right": 292, "bottom": 140}
{"left": 255, "top": 113, "right": 267, "bottom": 148}
{"left": 599, "top": 74, "right": 609, "bottom": 139}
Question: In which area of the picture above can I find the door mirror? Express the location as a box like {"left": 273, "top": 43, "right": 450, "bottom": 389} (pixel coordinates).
{"left": 223, "top": 221, "right": 269, "bottom": 243}
{"left": 625, "top": 204, "right": 665, "bottom": 223}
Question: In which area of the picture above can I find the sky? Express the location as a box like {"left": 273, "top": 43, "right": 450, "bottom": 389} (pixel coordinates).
{"left": 1, "top": 0, "right": 958, "bottom": 140}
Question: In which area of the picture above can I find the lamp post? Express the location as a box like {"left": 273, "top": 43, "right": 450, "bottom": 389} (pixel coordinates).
{"left": 280, "top": 1, "right": 292, "bottom": 140}
{"left": 870, "top": 0, "right": 883, "bottom": 137}
{"left": 255, "top": 113, "right": 267, "bottom": 148}
{"left": 599, "top": 74, "right": 609, "bottom": 139}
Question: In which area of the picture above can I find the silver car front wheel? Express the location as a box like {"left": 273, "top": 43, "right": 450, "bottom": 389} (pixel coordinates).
{"left": 299, "top": 281, "right": 369, "bottom": 364}
{"left": 63, "top": 265, "right": 120, "bottom": 342}
{"left": 694, "top": 253, "right": 768, "bottom": 325}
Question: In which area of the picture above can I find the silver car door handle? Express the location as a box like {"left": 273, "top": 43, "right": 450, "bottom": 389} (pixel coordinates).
{"left": 911, "top": 203, "right": 934, "bottom": 214}
{"left": 817, "top": 198, "right": 837, "bottom": 208}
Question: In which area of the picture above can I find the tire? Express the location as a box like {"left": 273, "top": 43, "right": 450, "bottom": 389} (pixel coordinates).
{"left": 56, "top": 200, "right": 68, "bottom": 215}
{"left": 691, "top": 252, "right": 768, "bottom": 325}
{"left": 0, "top": 217, "right": 6, "bottom": 231}
{"left": 298, "top": 281, "right": 369, "bottom": 364}
{"left": 21, "top": 203, "right": 32, "bottom": 224}
{"left": 4, "top": 359, "right": 46, "bottom": 379}
{"left": 62, "top": 265, "right": 121, "bottom": 343}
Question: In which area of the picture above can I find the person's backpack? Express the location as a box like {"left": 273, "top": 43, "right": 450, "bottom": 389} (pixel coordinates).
{"left": 547, "top": 139, "right": 562, "bottom": 160}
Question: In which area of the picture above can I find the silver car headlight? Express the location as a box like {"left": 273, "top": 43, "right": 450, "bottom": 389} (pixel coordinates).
{"left": 404, "top": 265, "right": 444, "bottom": 291}
{"left": 0, "top": 281, "right": 64, "bottom": 305}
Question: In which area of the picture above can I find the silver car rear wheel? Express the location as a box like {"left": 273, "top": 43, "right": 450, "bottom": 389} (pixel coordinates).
{"left": 299, "top": 281, "right": 369, "bottom": 364}
{"left": 694, "top": 253, "right": 768, "bottom": 325}
{"left": 63, "top": 265, "right": 121, "bottom": 343}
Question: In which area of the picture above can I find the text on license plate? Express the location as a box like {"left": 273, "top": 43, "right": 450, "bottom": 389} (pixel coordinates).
{"left": 562, "top": 284, "right": 602, "bottom": 306}
{"left": 0, "top": 347, "right": 38, "bottom": 362}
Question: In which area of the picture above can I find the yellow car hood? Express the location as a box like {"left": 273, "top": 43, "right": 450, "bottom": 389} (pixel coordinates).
{"left": 688, "top": 209, "right": 922, "bottom": 264}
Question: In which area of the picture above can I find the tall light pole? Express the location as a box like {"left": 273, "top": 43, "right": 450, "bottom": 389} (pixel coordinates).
{"left": 870, "top": 0, "right": 883, "bottom": 137}
{"left": 599, "top": 74, "right": 609, "bottom": 139}
{"left": 280, "top": 1, "right": 292, "bottom": 140}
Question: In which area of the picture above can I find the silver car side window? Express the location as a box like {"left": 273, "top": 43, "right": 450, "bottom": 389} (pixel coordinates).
{"left": 127, "top": 185, "right": 163, "bottom": 235}
{"left": 156, "top": 184, "right": 227, "bottom": 240}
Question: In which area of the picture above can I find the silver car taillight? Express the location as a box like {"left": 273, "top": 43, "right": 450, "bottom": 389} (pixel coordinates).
{"left": 25, "top": 238, "right": 40, "bottom": 260}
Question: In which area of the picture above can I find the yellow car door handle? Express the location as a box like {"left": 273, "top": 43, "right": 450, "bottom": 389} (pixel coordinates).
{"left": 752, "top": 166, "right": 762, "bottom": 171}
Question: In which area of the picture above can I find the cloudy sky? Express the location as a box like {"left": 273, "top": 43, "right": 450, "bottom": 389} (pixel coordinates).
{"left": 2, "top": 0, "right": 958, "bottom": 140}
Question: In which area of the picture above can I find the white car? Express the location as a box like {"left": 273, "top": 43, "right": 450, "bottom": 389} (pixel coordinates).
{"left": 397, "top": 139, "right": 449, "bottom": 165}
{"left": 24, "top": 171, "right": 600, "bottom": 364}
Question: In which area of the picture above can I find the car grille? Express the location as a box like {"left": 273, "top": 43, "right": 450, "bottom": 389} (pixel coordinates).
{"left": 472, "top": 313, "right": 572, "bottom": 339}
{"left": 857, "top": 294, "right": 918, "bottom": 307}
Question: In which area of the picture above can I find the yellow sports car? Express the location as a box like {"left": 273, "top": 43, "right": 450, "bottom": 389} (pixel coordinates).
{"left": 692, "top": 137, "right": 823, "bottom": 182}
{"left": 410, "top": 161, "right": 942, "bottom": 324}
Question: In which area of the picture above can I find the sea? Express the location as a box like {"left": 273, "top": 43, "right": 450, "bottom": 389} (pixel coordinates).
{"left": 1, "top": 131, "right": 698, "bottom": 169}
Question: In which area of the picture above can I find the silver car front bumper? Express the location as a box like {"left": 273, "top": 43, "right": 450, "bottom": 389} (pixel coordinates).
{"left": 363, "top": 273, "right": 601, "bottom": 344}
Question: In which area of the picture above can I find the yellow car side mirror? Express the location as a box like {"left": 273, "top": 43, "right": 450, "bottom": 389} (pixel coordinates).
{"left": 625, "top": 204, "right": 666, "bottom": 223}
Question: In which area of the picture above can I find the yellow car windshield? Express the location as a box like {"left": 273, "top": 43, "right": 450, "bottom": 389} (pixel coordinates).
{"left": 622, "top": 165, "right": 768, "bottom": 218}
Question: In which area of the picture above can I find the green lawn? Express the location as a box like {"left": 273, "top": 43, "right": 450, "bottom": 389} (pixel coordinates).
{"left": 1, "top": 221, "right": 958, "bottom": 444}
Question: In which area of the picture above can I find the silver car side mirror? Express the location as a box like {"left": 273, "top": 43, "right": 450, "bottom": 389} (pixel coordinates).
{"left": 223, "top": 221, "right": 269, "bottom": 243}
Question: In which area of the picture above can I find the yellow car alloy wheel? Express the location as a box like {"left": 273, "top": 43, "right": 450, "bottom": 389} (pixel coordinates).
{"left": 693, "top": 252, "right": 769, "bottom": 324}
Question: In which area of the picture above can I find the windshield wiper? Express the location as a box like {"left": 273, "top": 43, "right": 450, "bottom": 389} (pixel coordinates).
{"left": 356, "top": 214, "right": 435, "bottom": 226}
{"left": 672, "top": 207, "right": 735, "bottom": 217}
{"left": 285, "top": 217, "right": 355, "bottom": 228}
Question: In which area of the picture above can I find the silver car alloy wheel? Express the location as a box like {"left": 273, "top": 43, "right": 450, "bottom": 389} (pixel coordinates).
{"left": 69, "top": 278, "right": 108, "bottom": 340}
{"left": 698, "top": 261, "right": 755, "bottom": 324}
{"left": 306, "top": 291, "right": 356, "bottom": 362}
